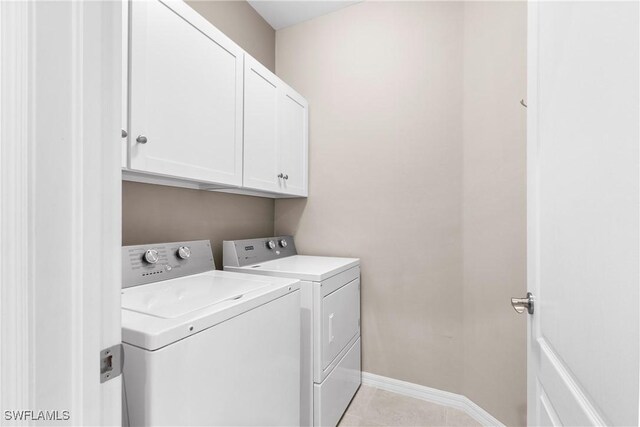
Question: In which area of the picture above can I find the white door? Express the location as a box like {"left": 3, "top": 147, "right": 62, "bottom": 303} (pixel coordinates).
{"left": 129, "top": 0, "right": 243, "bottom": 186}
{"left": 244, "top": 55, "right": 281, "bottom": 193}
{"left": 279, "top": 87, "right": 309, "bottom": 197}
{"left": 1, "top": 1, "right": 122, "bottom": 425}
{"left": 525, "top": 1, "right": 639, "bottom": 426}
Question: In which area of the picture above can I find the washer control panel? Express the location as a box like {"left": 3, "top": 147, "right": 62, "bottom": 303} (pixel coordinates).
{"left": 122, "top": 240, "right": 214, "bottom": 288}
{"left": 223, "top": 236, "right": 297, "bottom": 267}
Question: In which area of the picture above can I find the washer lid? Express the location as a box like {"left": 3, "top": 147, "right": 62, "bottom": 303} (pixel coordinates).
{"left": 121, "top": 270, "right": 300, "bottom": 350}
{"left": 234, "top": 255, "right": 360, "bottom": 282}
{"left": 122, "top": 274, "right": 270, "bottom": 319}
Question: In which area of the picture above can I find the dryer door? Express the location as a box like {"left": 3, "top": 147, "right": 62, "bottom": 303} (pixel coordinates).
{"left": 321, "top": 278, "right": 360, "bottom": 371}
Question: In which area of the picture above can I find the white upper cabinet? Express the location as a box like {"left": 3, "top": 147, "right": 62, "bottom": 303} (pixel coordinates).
{"left": 243, "top": 56, "right": 309, "bottom": 197}
{"left": 123, "top": 1, "right": 308, "bottom": 197}
{"left": 128, "top": 0, "right": 243, "bottom": 186}
{"left": 278, "top": 87, "right": 308, "bottom": 197}
{"left": 243, "top": 57, "right": 281, "bottom": 193}
{"left": 121, "top": 0, "right": 129, "bottom": 169}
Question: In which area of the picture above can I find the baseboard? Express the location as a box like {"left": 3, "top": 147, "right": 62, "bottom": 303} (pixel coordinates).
{"left": 361, "top": 372, "right": 505, "bottom": 427}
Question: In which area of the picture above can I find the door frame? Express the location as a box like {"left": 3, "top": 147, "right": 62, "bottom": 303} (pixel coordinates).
{"left": 526, "top": 1, "right": 540, "bottom": 424}
{"left": 0, "top": 0, "right": 34, "bottom": 416}
{"left": 0, "top": 1, "right": 122, "bottom": 424}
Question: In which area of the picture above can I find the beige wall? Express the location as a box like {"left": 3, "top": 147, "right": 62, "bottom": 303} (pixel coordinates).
{"left": 122, "top": 182, "right": 274, "bottom": 270}
{"left": 274, "top": 2, "right": 527, "bottom": 425}
{"left": 122, "top": 1, "right": 276, "bottom": 265}
{"left": 186, "top": 0, "right": 275, "bottom": 71}
{"left": 274, "top": 1, "right": 466, "bottom": 394}
{"left": 462, "top": 3, "right": 527, "bottom": 425}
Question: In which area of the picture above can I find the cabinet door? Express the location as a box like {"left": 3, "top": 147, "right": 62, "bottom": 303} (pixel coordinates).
{"left": 279, "top": 86, "right": 308, "bottom": 196}
{"left": 129, "top": 0, "right": 243, "bottom": 186}
{"left": 121, "top": 0, "right": 128, "bottom": 169}
{"left": 243, "top": 56, "right": 281, "bottom": 193}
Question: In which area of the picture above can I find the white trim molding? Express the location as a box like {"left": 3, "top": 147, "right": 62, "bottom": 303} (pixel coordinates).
{"left": 0, "top": 0, "right": 35, "bottom": 421}
{"left": 362, "top": 372, "right": 505, "bottom": 427}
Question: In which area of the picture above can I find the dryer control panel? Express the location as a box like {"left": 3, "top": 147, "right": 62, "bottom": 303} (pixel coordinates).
{"left": 223, "top": 236, "right": 297, "bottom": 267}
{"left": 122, "top": 240, "right": 214, "bottom": 288}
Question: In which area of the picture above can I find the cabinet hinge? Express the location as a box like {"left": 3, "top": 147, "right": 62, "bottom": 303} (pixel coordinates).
{"left": 100, "top": 343, "right": 123, "bottom": 383}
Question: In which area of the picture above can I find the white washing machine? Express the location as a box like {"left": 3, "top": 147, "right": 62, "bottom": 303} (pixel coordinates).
{"left": 121, "top": 240, "right": 301, "bottom": 426}
{"left": 223, "top": 236, "right": 361, "bottom": 427}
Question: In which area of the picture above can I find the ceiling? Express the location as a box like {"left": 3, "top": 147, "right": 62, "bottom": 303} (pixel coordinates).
{"left": 248, "top": 1, "right": 360, "bottom": 30}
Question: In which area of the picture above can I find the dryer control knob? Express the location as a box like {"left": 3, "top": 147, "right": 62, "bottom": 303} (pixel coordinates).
{"left": 144, "top": 249, "right": 159, "bottom": 264}
{"left": 279, "top": 239, "right": 288, "bottom": 248}
{"left": 267, "top": 240, "right": 276, "bottom": 250}
{"left": 177, "top": 246, "right": 191, "bottom": 259}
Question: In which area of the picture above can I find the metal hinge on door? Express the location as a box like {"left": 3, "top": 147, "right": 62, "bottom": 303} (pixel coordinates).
{"left": 100, "top": 343, "right": 123, "bottom": 383}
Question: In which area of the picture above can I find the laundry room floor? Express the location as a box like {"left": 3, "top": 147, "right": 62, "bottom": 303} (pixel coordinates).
{"left": 338, "top": 386, "right": 482, "bottom": 427}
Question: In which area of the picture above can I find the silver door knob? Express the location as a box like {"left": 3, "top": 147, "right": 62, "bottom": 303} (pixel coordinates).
{"left": 121, "top": 129, "right": 128, "bottom": 138}
{"left": 136, "top": 135, "right": 148, "bottom": 144}
{"left": 511, "top": 292, "right": 534, "bottom": 314}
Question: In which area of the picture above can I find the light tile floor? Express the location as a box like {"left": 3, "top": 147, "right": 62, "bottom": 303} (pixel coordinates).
{"left": 338, "top": 386, "right": 482, "bottom": 427}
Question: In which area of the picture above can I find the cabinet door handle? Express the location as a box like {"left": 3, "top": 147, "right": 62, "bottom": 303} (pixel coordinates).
{"left": 121, "top": 129, "right": 128, "bottom": 138}
{"left": 136, "top": 135, "right": 148, "bottom": 144}
{"left": 284, "top": 174, "right": 289, "bottom": 180}
{"left": 277, "top": 173, "right": 284, "bottom": 179}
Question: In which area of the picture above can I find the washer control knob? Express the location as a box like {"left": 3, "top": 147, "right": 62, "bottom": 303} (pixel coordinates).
{"left": 279, "top": 239, "right": 288, "bottom": 248}
{"left": 144, "top": 249, "right": 159, "bottom": 264}
{"left": 267, "top": 240, "right": 276, "bottom": 250}
{"left": 177, "top": 246, "right": 191, "bottom": 260}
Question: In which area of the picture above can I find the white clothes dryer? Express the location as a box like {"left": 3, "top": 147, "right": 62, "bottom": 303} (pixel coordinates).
{"left": 224, "top": 236, "right": 361, "bottom": 427}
